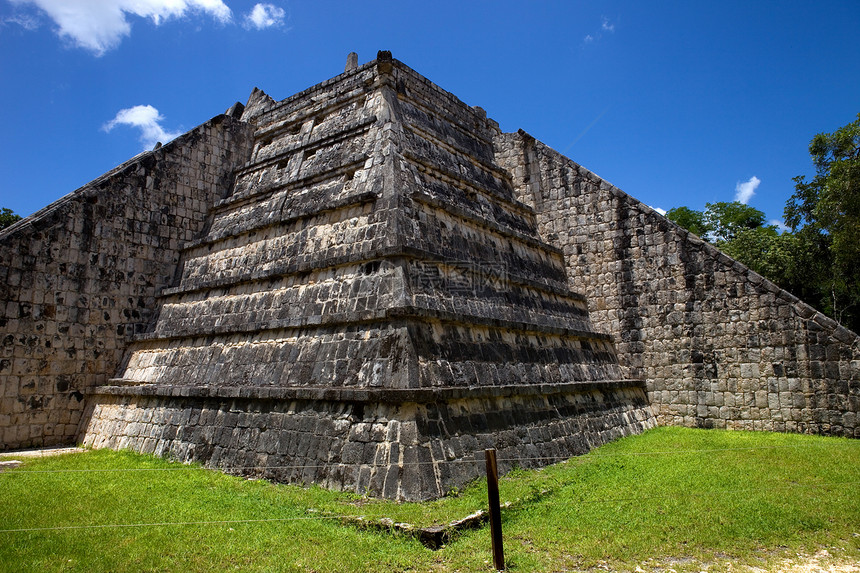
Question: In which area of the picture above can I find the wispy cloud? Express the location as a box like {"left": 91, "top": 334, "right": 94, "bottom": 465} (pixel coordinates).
{"left": 734, "top": 176, "right": 761, "bottom": 204}
{"left": 243, "top": 3, "right": 286, "bottom": 30}
{"left": 5, "top": 11, "right": 41, "bottom": 30}
{"left": 7, "top": 1, "right": 284, "bottom": 55}
{"left": 103, "top": 105, "right": 182, "bottom": 150}
{"left": 562, "top": 106, "right": 611, "bottom": 153}
{"left": 583, "top": 15, "right": 616, "bottom": 45}
{"left": 770, "top": 219, "right": 790, "bottom": 233}
{"left": 651, "top": 206, "right": 667, "bottom": 216}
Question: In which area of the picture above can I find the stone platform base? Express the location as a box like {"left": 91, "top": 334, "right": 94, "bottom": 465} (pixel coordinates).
{"left": 81, "top": 381, "right": 655, "bottom": 500}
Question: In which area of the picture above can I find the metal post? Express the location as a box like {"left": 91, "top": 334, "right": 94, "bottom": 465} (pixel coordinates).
{"left": 485, "top": 448, "right": 505, "bottom": 571}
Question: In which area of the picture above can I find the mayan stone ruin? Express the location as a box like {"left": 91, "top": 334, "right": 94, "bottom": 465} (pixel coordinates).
{"left": 1, "top": 52, "right": 858, "bottom": 500}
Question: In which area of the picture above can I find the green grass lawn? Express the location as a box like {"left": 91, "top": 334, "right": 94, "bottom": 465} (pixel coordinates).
{"left": 1, "top": 427, "right": 858, "bottom": 572}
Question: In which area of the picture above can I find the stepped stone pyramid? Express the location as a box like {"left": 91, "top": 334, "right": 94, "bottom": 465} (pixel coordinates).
{"left": 82, "top": 52, "right": 654, "bottom": 499}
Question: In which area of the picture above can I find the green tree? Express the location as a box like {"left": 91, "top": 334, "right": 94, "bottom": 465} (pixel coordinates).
{"left": 667, "top": 201, "right": 802, "bottom": 301}
{"left": 666, "top": 206, "right": 710, "bottom": 238}
{"left": 0, "top": 207, "right": 22, "bottom": 230}
{"left": 718, "top": 226, "right": 797, "bottom": 286}
{"left": 785, "top": 113, "right": 860, "bottom": 330}
{"left": 702, "top": 201, "right": 766, "bottom": 243}
{"left": 668, "top": 201, "right": 768, "bottom": 244}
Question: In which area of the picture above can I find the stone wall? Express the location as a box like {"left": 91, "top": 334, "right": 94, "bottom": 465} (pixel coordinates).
{"left": 82, "top": 380, "right": 655, "bottom": 501}
{"left": 495, "top": 130, "right": 860, "bottom": 437}
{"left": 0, "top": 114, "right": 254, "bottom": 450}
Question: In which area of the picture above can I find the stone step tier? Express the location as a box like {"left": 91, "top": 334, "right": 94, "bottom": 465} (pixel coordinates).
{"left": 86, "top": 379, "right": 654, "bottom": 500}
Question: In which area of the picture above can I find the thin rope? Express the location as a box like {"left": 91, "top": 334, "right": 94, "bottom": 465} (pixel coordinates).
{"left": 1, "top": 480, "right": 855, "bottom": 534}
{"left": 0, "top": 515, "right": 346, "bottom": 534}
{"left": 3, "top": 442, "right": 855, "bottom": 474}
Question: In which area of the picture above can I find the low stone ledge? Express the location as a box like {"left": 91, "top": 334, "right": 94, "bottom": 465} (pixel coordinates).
{"left": 410, "top": 188, "right": 562, "bottom": 257}
{"left": 390, "top": 305, "right": 613, "bottom": 341}
{"left": 159, "top": 245, "right": 397, "bottom": 297}
{"left": 89, "top": 379, "right": 647, "bottom": 404}
{"left": 402, "top": 148, "right": 532, "bottom": 215}
{"left": 398, "top": 245, "right": 574, "bottom": 298}
{"left": 248, "top": 62, "right": 378, "bottom": 127}
{"left": 160, "top": 242, "right": 578, "bottom": 301}
{"left": 185, "top": 188, "right": 379, "bottom": 251}
{"left": 130, "top": 305, "right": 613, "bottom": 344}
{"left": 405, "top": 122, "right": 512, "bottom": 186}
{"left": 234, "top": 116, "right": 377, "bottom": 179}
{"left": 0, "top": 460, "right": 23, "bottom": 472}
{"left": 333, "top": 506, "right": 500, "bottom": 550}
{"left": 82, "top": 376, "right": 655, "bottom": 500}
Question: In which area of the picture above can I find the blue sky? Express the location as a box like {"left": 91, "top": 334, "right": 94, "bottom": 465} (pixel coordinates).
{"left": 1, "top": 1, "right": 858, "bottom": 229}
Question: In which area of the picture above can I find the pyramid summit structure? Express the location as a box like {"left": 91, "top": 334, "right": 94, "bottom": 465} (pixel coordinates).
{"left": 1, "top": 52, "right": 856, "bottom": 499}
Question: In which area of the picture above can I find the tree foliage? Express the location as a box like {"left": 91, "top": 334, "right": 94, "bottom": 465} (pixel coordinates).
{"left": 702, "top": 201, "right": 766, "bottom": 243}
{"left": 668, "top": 201, "right": 794, "bottom": 285}
{"left": 666, "top": 206, "right": 709, "bottom": 238}
{"left": 718, "top": 226, "right": 798, "bottom": 287}
{"left": 785, "top": 113, "right": 860, "bottom": 329}
{"left": 0, "top": 208, "right": 22, "bottom": 231}
{"left": 667, "top": 114, "right": 860, "bottom": 332}
{"left": 667, "top": 201, "right": 768, "bottom": 243}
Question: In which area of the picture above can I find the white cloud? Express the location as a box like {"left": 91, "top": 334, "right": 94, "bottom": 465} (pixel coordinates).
{"left": 583, "top": 16, "right": 615, "bottom": 46}
{"left": 651, "top": 206, "right": 667, "bottom": 216}
{"left": 770, "top": 219, "right": 790, "bottom": 233}
{"left": 8, "top": 0, "right": 232, "bottom": 55}
{"left": 243, "top": 3, "right": 285, "bottom": 30}
{"left": 5, "top": 12, "right": 41, "bottom": 30}
{"left": 734, "top": 175, "right": 761, "bottom": 204}
{"left": 103, "top": 105, "right": 182, "bottom": 150}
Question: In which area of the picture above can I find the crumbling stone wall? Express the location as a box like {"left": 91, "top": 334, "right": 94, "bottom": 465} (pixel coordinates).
{"left": 496, "top": 131, "right": 860, "bottom": 437}
{"left": 0, "top": 114, "right": 254, "bottom": 450}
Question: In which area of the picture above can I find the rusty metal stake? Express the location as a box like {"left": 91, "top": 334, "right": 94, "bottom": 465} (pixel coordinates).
{"left": 485, "top": 448, "right": 505, "bottom": 571}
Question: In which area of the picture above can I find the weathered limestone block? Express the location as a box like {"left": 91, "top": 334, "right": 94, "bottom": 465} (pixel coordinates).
{"left": 10, "top": 52, "right": 854, "bottom": 502}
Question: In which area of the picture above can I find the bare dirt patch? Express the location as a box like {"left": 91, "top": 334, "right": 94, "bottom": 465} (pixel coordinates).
{"left": 0, "top": 446, "right": 85, "bottom": 458}
{"left": 758, "top": 549, "right": 859, "bottom": 573}
{"left": 628, "top": 548, "right": 859, "bottom": 573}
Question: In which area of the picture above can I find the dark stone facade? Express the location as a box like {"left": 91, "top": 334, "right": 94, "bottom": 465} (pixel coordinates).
{"left": 86, "top": 381, "right": 651, "bottom": 500}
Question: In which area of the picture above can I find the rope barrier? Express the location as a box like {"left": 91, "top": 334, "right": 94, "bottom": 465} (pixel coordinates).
{"left": 0, "top": 515, "right": 344, "bottom": 534}
{"left": 514, "top": 480, "right": 860, "bottom": 508}
{"left": 1, "top": 480, "right": 855, "bottom": 534}
{"left": 3, "top": 442, "right": 855, "bottom": 474}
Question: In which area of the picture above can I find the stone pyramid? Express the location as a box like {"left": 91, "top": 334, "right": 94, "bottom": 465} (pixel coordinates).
{"left": 82, "top": 52, "right": 654, "bottom": 500}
